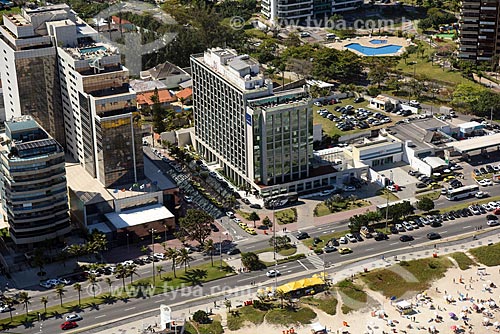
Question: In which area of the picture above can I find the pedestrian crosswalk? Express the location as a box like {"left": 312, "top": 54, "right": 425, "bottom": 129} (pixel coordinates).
{"left": 306, "top": 253, "right": 325, "bottom": 270}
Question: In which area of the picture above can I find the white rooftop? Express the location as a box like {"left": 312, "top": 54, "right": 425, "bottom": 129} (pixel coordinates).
{"left": 458, "top": 121, "right": 482, "bottom": 129}
{"left": 446, "top": 133, "right": 500, "bottom": 153}
{"left": 105, "top": 204, "right": 174, "bottom": 229}
{"left": 423, "top": 156, "right": 448, "bottom": 169}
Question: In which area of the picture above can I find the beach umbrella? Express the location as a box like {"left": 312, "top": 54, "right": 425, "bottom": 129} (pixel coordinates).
{"left": 450, "top": 325, "right": 457, "bottom": 331}
{"left": 493, "top": 321, "right": 499, "bottom": 328}
{"left": 483, "top": 317, "right": 490, "bottom": 324}
{"left": 462, "top": 306, "right": 468, "bottom": 311}
{"left": 449, "top": 312, "right": 456, "bottom": 318}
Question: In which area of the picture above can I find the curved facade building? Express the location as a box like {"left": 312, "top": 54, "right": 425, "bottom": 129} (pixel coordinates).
{"left": 0, "top": 116, "right": 70, "bottom": 246}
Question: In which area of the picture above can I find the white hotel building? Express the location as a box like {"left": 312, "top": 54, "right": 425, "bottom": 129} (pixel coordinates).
{"left": 191, "top": 48, "right": 350, "bottom": 197}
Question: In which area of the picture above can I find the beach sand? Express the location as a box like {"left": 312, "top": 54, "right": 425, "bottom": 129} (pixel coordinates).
{"left": 219, "top": 262, "right": 500, "bottom": 334}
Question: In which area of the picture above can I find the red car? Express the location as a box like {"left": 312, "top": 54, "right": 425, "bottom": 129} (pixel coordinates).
{"left": 60, "top": 321, "right": 78, "bottom": 330}
{"left": 494, "top": 208, "right": 500, "bottom": 215}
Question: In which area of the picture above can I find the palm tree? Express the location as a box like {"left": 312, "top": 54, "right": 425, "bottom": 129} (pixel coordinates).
{"left": 88, "top": 274, "right": 98, "bottom": 299}
{"left": 18, "top": 291, "right": 31, "bottom": 315}
{"left": 275, "top": 289, "right": 287, "bottom": 308}
{"left": 115, "top": 264, "right": 128, "bottom": 289}
{"left": 156, "top": 265, "right": 164, "bottom": 279}
{"left": 55, "top": 284, "right": 65, "bottom": 307}
{"left": 73, "top": 283, "right": 82, "bottom": 305}
{"left": 165, "top": 248, "right": 179, "bottom": 278}
{"left": 105, "top": 277, "right": 113, "bottom": 296}
{"left": 224, "top": 299, "right": 232, "bottom": 313}
{"left": 177, "top": 248, "right": 193, "bottom": 272}
{"left": 126, "top": 264, "right": 139, "bottom": 284}
{"left": 203, "top": 239, "right": 215, "bottom": 267}
{"left": 3, "top": 296, "right": 14, "bottom": 320}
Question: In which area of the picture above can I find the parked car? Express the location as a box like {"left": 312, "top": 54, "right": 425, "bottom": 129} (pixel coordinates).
{"left": 323, "top": 245, "right": 337, "bottom": 253}
{"left": 354, "top": 97, "right": 364, "bottom": 103}
{"left": 184, "top": 196, "right": 193, "bottom": 203}
{"left": 345, "top": 233, "right": 357, "bottom": 243}
{"left": 343, "top": 185, "right": 356, "bottom": 192}
{"left": 374, "top": 232, "right": 388, "bottom": 241}
{"left": 475, "top": 191, "right": 488, "bottom": 198}
{"left": 227, "top": 248, "right": 241, "bottom": 255}
{"left": 339, "top": 236, "right": 348, "bottom": 244}
{"left": 249, "top": 203, "right": 262, "bottom": 209}
{"left": 226, "top": 211, "right": 235, "bottom": 218}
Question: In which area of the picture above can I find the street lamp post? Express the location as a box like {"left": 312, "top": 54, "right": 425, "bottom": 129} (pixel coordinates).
{"left": 272, "top": 202, "right": 278, "bottom": 292}
{"left": 384, "top": 170, "right": 393, "bottom": 233}
{"left": 150, "top": 228, "right": 157, "bottom": 286}
{"left": 219, "top": 226, "right": 223, "bottom": 271}
{"left": 163, "top": 224, "right": 167, "bottom": 242}
{"left": 126, "top": 233, "right": 129, "bottom": 253}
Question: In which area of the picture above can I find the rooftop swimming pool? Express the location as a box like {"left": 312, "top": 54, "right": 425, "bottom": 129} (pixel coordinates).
{"left": 345, "top": 43, "right": 402, "bottom": 56}
{"left": 79, "top": 46, "right": 107, "bottom": 54}
{"left": 370, "top": 39, "right": 387, "bottom": 44}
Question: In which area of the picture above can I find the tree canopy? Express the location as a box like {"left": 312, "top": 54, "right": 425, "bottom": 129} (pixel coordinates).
{"left": 177, "top": 209, "right": 213, "bottom": 245}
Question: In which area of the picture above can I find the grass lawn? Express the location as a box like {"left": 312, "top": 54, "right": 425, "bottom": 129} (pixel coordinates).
{"left": 278, "top": 247, "right": 297, "bottom": 256}
{"left": 244, "top": 28, "right": 271, "bottom": 40}
{"left": 303, "top": 230, "right": 349, "bottom": 248}
{"left": 336, "top": 280, "right": 367, "bottom": 314}
{"left": 312, "top": 98, "right": 404, "bottom": 138}
{"left": 449, "top": 252, "right": 476, "bottom": 270}
{"left": 0, "top": 7, "right": 20, "bottom": 24}
{"left": 470, "top": 242, "right": 500, "bottom": 266}
{"left": 301, "top": 295, "right": 338, "bottom": 315}
{"left": 376, "top": 189, "right": 399, "bottom": 201}
{"left": 275, "top": 208, "right": 297, "bottom": 225}
{"left": 361, "top": 257, "right": 452, "bottom": 298}
{"left": 266, "top": 306, "right": 316, "bottom": 326}
{"left": 314, "top": 199, "right": 371, "bottom": 217}
{"left": 396, "top": 44, "right": 473, "bottom": 87}
{"left": 416, "top": 191, "right": 441, "bottom": 201}
{"left": 227, "top": 306, "right": 267, "bottom": 330}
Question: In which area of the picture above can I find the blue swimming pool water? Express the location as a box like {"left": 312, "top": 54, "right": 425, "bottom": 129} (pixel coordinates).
{"left": 345, "top": 43, "right": 402, "bottom": 56}
{"left": 80, "top": 46, "right": 107, "bottom": 54}
{"left": 370, "top": 39, "right": 387, "bottom": 44}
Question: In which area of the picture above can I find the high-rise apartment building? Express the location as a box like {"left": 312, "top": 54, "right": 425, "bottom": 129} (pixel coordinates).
{"left": 0, "top": 4, "right": 66, "bottom": 146}
{"left": 0, "top": 116, "right": 71, "bottom": 246}
{"left": 191, "top": 48, "right": 314, "bottom": 196}
{"left": 261, "top": 0, "right": 363, "bottom": 24}
{"left": 0, "top": 4, "right": 143, "bottom": 187}
{"left": 458, "top": 0, "right": 500, "bottom": 62}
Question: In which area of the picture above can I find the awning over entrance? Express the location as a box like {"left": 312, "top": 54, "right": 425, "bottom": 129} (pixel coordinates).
{"left": 105, "top": 204, "right": 174, "bottom": 229}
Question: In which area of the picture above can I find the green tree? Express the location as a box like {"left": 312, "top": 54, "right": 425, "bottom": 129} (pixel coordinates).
{"left": 275, "top": 289, "right": 287, "bottom": 308}
{"left": 55, "top": 284, "right": 65, "bottom": 307}
{"left": 165, "top": 248, "right": 179, "bottom": 277}
{"left": 269, "top": 236, "right": 290, "bottom": 251}
{"left": 156, "top": 265, "right": 165, "bottom": 279}
{"left": 73, "top": 283, "right": 82, "bottom": 305}
{"left": 126, "top": 264, "right": 139, "bottom": 284}
{"left": 105, "top": 277, "right": 113, "bottom": 296}
{"left": 177, "top": 209, "right": 213, "bottom": 246}
{"left": 368, "top": 63, "right": 388, "bottom": 88}
{"left": 203, "top": 239, "right": 216, "bottom": 267}
{"left": 241, "top": 252, "right": 262, "bottom": 270}
{"left": 248, "top": 211, "right": 260, "bottom": 228}
{"left": 417, "top": 197, "right": 435, "bottom": 213}
{"left": 193, "top": 310, "right": 211, "bottom": 324}
{"left": 178, "top": 248, "right": 193, "bottom": 272}
{"left": 3, "top": 296, "right": 14, "bottom": 320}
{"left": 18, "top": 291, "right": 31, "bottom": 315}
{"left": 88, "top": 274, "right": 98, "bottom": 299}
{"left": 262, "top": 216, "right": 273, "bottom": 229}
{"left": 115, "top": 264, "right": 128, "bottom": 289}
{"left": 224, "top": 299, "right": 232, "bottom": 313}
{"left": 40, "top": 296, "right": 48, "bottom": 314}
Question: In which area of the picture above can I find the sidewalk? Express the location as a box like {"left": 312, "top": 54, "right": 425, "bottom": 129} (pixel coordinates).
{"left": 93, "top": 231, "right": 500, "bottom": 334}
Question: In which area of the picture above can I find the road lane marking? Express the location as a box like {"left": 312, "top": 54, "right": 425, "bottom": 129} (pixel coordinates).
{"left": 322, "top": 231, "right": 328, "bottom": 234}
{"left": 124, "top": 307, "right": 136, "bottom": 311}
{"left": 441, "top": 230, "right": 448, "bottom": 233}
{"left": 297, "top": 260, "right": 309, "bottom": 270}
{"left": 95, "top": 315, "right": 106, "bottom": 319}
{"left": 366, "top": 248, "right": 374, "bottom": 251}
{"left": 463, "top": 226, "right": 470, "bottom": 229}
